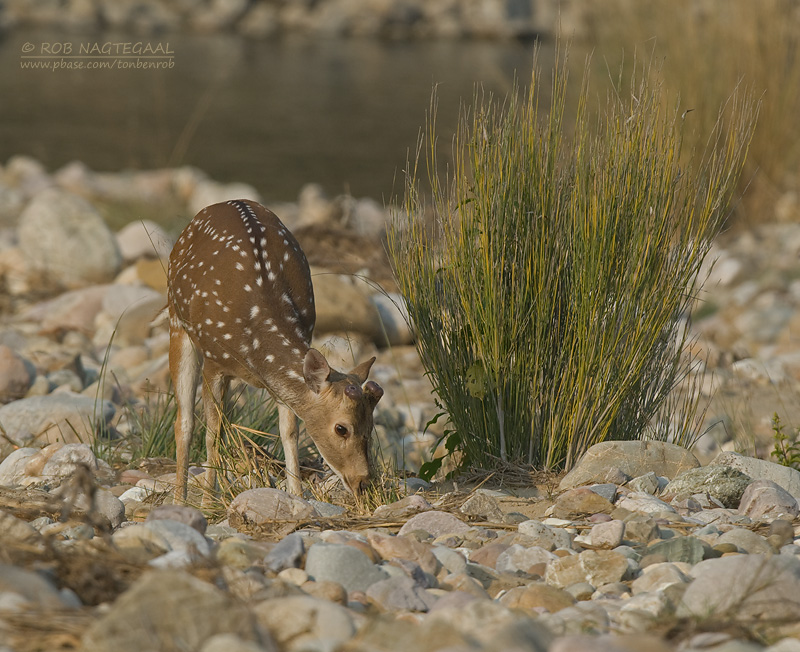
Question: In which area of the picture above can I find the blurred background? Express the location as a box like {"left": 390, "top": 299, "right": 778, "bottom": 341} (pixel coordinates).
{"left": 2, "top": 0, "right": 798, "bottom": 220}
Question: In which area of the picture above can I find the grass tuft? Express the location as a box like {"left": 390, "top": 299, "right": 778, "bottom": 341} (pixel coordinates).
{"left": 388, "top": 45, "right": 758, "bottom": 476}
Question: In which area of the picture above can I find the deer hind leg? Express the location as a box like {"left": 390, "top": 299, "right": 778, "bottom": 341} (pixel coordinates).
{"left": 279, "top": 403, "right": 302, "bottom": 495}
{"left": 201, "top": 364, "right": 230, "bottom": 505}
{"left": 170, "top": 323, "right": 200, "bottom": 505}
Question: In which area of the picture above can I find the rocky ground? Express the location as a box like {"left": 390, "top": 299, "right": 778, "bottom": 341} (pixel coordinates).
{"left": 2, "top": 155, "right": 800, "bottom": 650}
{"left": 0, "top": 0, "right": 584, "bottom": 40}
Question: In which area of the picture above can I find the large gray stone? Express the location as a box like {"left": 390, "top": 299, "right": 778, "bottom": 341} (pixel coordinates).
{"left": 263, "top": 533, "right": 305, "bottom": 573}
{"left": 427, "top": 599, "right": 551, "bottom": 651}
{"left": 366, "top": 574, "right": 438, "bottom": 612}
{"left": 0, "top": 394, "right": 115, "bottom": 447}
{"left": 252, "top": 595, "right": 354, "bottom": 652}
{"left": 0, "top": 563, "right": 80, "bottom": 609}
{"left": 146, "top": 504, "right": 208, "bottom": 535}
{"left": 517, "top": 520, "right": 573, "bottom": 551}
{"left": 677, "top": 554, "right": 800, "bottom": 621}
{"left": 560, "top": 441, "right": 700, "bottom": 491}
{"left": 738, "top": 479, "right": 799, "bottom": 520}
{"left": 116, "top": 219, "right": 173, "bottom": 262}
{"left": 304, "top": 543, "right": 388, "bottom": 593}
{"left": 0, "top": 345, "right": 35, "bottom": 402}
{"left": 227, "top": 488, "right": 318, "bottom": 536}
{"left": 545, "top": 550, "right": 629, "bottom": 589}
{"left": 18, "top": 188, "right": 122, "bottom": 288}
{"left": 713, "top": 451, "right": 800, "bottom": 502}
{"left": 398, "top": 510, "right": 474, "bottom": 538}
{"left": 0, "top": 447, "right": 39, "bottom": 487}
{"left": 81, "top": 570, "right": 272, "bottom": 652}
{"left": 662, "top": 465, "right": 753, "bottom": 509}
{"left": 40, "top": 443, "right": 99, "bottom": 479}
{"left": 643, "top": 536, "right": 706, "bottom": 565}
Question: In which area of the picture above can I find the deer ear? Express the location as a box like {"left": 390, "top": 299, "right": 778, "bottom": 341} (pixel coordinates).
{"left": 364, "top": 380, "right": 384, "bottom": 407}
{"left": 303, "top": 348, "right": 331, "bottom": 394}
{"left": 349, "top": 356, "right": 376, "bottom": 384}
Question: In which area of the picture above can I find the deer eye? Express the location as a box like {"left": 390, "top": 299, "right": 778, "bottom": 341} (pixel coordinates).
{"left": 334, "top": 424, "right": 348, "bottom": 437}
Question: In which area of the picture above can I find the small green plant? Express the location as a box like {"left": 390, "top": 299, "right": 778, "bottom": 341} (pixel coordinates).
{"left": 389, "top": 46, "right": 758, "bottom": 475}
{"left": 770, "top": 413, "right": 800, "bottom": 470}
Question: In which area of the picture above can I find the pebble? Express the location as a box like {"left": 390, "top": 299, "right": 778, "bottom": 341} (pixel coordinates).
{"left": 304, "top": 543, "right": 389, "bottom": 593}
{"left": 146, "top": 504, "right": 208, "bottom": 534}
{"left": 2, "top": 159, "right": 800, "bottom": 651}
{"left": 366, "top": 574, "right": 438, "bottom": 611}
{"left": 616, "top": 492, "right": 676, "bottom": 515}
{"left": 227, "top": 488, "right": 318, "bottom": 536}
{"left": 252, "top": 595, "right": 354, "bottom": 652}
{"left": 662, "top": 465, "right": 753, "bottom": 508}
{"left": 81, "top": 570, "right": 269, "bottom": 652}
{"left": 553, "top": 487, "right": 615, "bottom": 519}
{"left": 517, "top": 519, "right": 573, "bottom": 551}
{"left": 263, "top": 532, "right": 305, "bottom": 573}
{"left": 590, "top": 519, "right": 625, "bottom": 549}
{"left": 498, "top": 582, "right": 576, "bottom": 612}
{"left": 545, "top": 550, "right": 630, "bottom": 589}
{"left": 495, "top": 544, "right": 556, "bottom": 575}
{"left": 398, "top": 510, "right": 474, "bottom": 538}
{"left": 677, "top": 554, "right": 800, "bottom": 621}
{"left": 738, "top": 479, "right": 800, "bottom": 520}
{"left": 373, "top": 493, "right": 433, "bottom": 518}
{"left": 559, "top": 440, "right": 700, "bottom": 491}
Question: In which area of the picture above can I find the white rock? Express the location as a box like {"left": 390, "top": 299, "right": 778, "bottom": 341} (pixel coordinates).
{"left": 116, "top": 220, "right": 174, "bottom": 262}
{"left": 616, "top": 492, "right": 676, "bottom": 515}
{"left": 0, "top": 448, "right": 39, "bottom": 487}
{"left": 17, "top": 188, "right": 121, "bottom": 289}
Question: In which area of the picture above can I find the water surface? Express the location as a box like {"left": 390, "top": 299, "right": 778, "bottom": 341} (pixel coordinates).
{"left": 1, "top": 30, "right": 548, "bottom": 202}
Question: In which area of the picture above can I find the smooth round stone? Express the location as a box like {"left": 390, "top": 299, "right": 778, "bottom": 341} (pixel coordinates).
{"left": 768, "top": 520, "right": 795, "bottom": 548}
{"left": 565, "top": 582, "right": 595, "bottom": 601}
{"left": 252, "top": 595, "right": 356, "bottom": 650}
{"left": 617, "top": 492, "right": 676, "bottom": 515}
{"left": 215, "top": 537, "right": 269, "bottom": 570}
{"left": 398, "top": 511, "right": 474, "bottom": 538}
{"left": 264, "top": 533, "right": 306, "bottom": 573}
{"left": 715, "top": 528, "right": 774, "bottom": 555}
{"left": 495, "top": 544, "right": 556, "bottom": 575}
{"left": 590, "top": 519, "right": 625, "bottom": 549}
{"left": 366, "top": 574, "right": 438, "bottom": 612}
{"left": 146, "top": 504, "right": 208, "bottom": 535}
{"left": 552, "top": 488, "right": 615, "bottom": 520}
{"left": 144, "top": 519, "right": 211, "bottom": 558}
{"left": 300, "top": 580, "right": 348, "bottom": 605}
{"left": 199, "top": 634, "right": 267, "bottom": 652}
{"left": 112, "top": 525, "right": 170, "bottom": 561}
{"left": 498, "top": 582, "right": 576, "bottom": 612}
{"left": 593, "top": 582, "right": 631, "bottom": 599}
{"left": 517, "top": 520, "right": 573, "bottom": 551}
{"left": 277, "top": 567, "right": 309, "bottom": 586}
{"left": 304, "top": 543, "right": 389, "bottom": 593}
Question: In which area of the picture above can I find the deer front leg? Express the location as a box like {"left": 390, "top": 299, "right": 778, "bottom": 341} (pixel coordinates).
{"left": 201, "top": 366, "right": 229, "bottom": 506}
{"left": 170, "top": 324, "right": 200, "bottom": 505}
{"left": 279, "top": 404, "right": 302, "bottom": 495}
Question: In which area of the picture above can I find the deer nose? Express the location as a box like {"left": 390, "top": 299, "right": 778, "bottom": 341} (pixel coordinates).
{"left": 350, "top": 476, "right": 370, "bottom": 494}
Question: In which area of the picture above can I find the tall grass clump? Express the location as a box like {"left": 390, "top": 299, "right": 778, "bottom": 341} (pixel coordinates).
{"left": 388, "top": 49, "right": 758, "bottom": 475}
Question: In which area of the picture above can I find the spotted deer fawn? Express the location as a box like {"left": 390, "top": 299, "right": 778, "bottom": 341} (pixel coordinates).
{"left": 168, "top": 199, "right": 383, "bottom": 502}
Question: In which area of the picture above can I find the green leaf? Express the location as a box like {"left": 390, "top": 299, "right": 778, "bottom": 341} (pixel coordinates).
{"left": 465, "top": 360, "right": 487, "bottom": 400}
